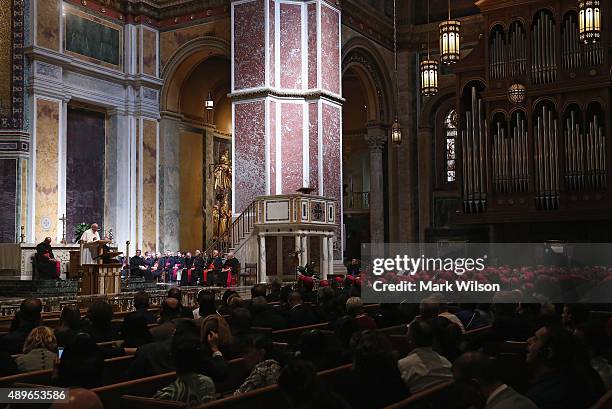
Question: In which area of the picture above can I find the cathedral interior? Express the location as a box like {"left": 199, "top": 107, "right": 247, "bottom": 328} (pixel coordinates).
{"left": 0, "top": 0, "right": 610, "bottom": 279}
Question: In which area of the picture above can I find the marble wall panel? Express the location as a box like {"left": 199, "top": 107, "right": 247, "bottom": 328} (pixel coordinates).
{"left": 233, "top": 0, "right": 265, "bottom": 90}
{"left": 36, "top": 0, "right": 60, "bottom": 51}
{"left": 179, "top": 130, "right": 203, "bottom": 252}
{"left": 142, "top": 28, "right": 157, "bottom": 76}
{"left": 142, "top": 119, "right": 158, "bottom": 252}
{"left": 234, "top": 101, "right": 266, "bottom": 212}
{"left": 307, "top": 3, "right": 317, "bottom": 89}
{"left": 281, "top": 235, "right": 294, "bottom": 275}
{"left": 20, "top": 158, "right": 27, "bottom": 233}
{"left": 265, "top": 235, "right": 277, "bottom": 276}
{"left": 322, "top": 102, "right": 341, "bottom": 213}
{"left": 269, "top": 0, "right": 275, "bottom": 87}
{"left": 0, "top": 159, "right": 16, "bottom": 242}
{"left": 279, "top": 3, "right": 302, "bottom": 89}
{"left": 321, "top": 4, "right": 340, "bottom": 94}
{"left": 35, "top": 98, "right": 59, "bottom": 242}
{"left": 281, "top": 102, "right": 303, "bottom": 193}
{"left": 158, "top": 117, "right": 180, "bottom": 251}
{"left": 159, "top": 20, "right": 230, "bottom": 70}
{"left": 66, "top": 108, "right": 105, "bottom": 242}
{"left": 308, "top": 102, "right": 319, "bottom": 192}
{"left": 269, "top": 100, "right": 276, "bottom": 194}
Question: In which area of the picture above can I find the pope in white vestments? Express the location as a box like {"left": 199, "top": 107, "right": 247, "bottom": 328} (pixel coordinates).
{"left": 80, "top": 223, "right": 101, "bottom": 265}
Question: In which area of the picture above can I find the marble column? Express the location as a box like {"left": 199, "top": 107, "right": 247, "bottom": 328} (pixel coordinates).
{"left": 321, "top": 235, "right": 328, "bottom": 279}
{"left": 301, "top": 235, "right": 308, "bottom": 265}
{"left": 366, "top": 127, "right": 387, "bottom": 244}
{"left": 105, "top": 110, "right": 137, "bottom": 254}
{"left": 231, "top": 0, "right": 343, "bottom": 254}
{"left": 158, "top": 114, "right": 181, "bottom": 252}
{"left": 258, "top": 234, "right": 267, "bottom": 282}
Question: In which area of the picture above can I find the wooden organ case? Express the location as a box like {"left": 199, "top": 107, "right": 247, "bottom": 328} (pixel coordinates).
{"left": 452, "top": 0, "right": 611, "bottom": 240}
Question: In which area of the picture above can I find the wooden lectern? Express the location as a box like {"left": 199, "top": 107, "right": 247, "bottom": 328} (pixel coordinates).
{"left": 80, "top": 240, "right": 123, "bottom": 295}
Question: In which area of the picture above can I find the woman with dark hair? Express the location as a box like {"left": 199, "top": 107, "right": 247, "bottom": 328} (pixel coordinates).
{"left": 345, "top": 332, "right": 410, "bottom": 409}
{"left": 234, "top": 335, "right": 283, "bottom": 395}
{"left": 55, "top": 332, "right": 105, "bottom": 388}
{"left": 154, "top": 335, "right": 216, "bottom": 405}
{"left": 81, "top": 300, "right": 117, "bottom": 342}
{"left": 121, "top": 313, "right": 154, "bottom": 348}
{"left": 54, "top": 305, "right": 81, "bottom": 347}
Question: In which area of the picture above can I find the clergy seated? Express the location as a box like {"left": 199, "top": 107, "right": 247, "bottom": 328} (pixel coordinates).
{"left": 34, "top": 237, "right": 60, "bottom": 280}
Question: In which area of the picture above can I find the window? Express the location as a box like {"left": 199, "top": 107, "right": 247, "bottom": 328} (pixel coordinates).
{"left": 445, "top": 109, "right": 457, "bottom": 182}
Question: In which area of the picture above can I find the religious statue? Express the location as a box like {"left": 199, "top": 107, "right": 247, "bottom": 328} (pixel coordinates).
{"left": 212, "top": 150, "right": 232, "bottom": 192}
{"left": 210, "top": 149, "right": 232, "bottom": 243}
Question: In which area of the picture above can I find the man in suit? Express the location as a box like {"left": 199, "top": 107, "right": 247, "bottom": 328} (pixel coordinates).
{"left": 130, "top": 249, "right": 148, "bottom": 278}
{"left": 285, "top": 292, "right": 318, "bottom": 328}
{"left": 453, "top": 351, "right": 537, "bottom": 409}
{"left": 2, "top": 298, "right": 42, "bottom": 355}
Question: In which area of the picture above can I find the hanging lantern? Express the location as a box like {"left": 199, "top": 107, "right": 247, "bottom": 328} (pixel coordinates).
{"left": 578, "top": 0, "right": 601, "bottom": 43}
{"left": 204, "top": 92, "right": 214, "bottom": 110}
{"left": 391, "top": 118, "right": 402, "bottom": 146}
{"left": 508, "top": 83, "right": 526, "bottom": 104}
{"left": 420, "top": 58, "right": 439, "bottom": 97}
{"left": 439, "top": 19, "right": 461, "bottom": 64}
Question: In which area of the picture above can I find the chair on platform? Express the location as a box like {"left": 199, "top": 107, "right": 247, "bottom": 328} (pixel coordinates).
{"left": 240, "top": 263, "right": 257, "bottom": 286}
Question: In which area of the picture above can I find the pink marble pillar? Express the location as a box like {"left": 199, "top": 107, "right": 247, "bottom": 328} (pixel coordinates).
{"left": 231, "top": 0, "right": 343, "bottom": 255}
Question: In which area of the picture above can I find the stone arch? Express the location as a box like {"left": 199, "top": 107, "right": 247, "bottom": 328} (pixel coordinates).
{"left": 160, "top": 36, "right": 231, "bottom": 114}
{"left": 341, "top": 38, "right": 393, "bottom": 123}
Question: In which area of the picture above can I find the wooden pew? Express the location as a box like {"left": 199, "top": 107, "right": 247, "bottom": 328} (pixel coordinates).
{"left": 0, "top": 355, "right": 135, "bottom": 389}
{"left": 592, "top": 388, "right": 612, "bottom": 409}
{"left": 270, "top": 322, "right": 330, "bottom": 344}
{"left": 381, "top": 380, "right": 456, "bottom": 409}
{"left": 93, "top": 372, "right": 178, "bottom": 409}
{"left": 376, "top": 324, "right": 408, "bottom": 337}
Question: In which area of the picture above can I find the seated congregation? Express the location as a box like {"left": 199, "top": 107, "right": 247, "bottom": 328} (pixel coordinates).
{"left": 1, "top": 281, "right": 611, "bottom": 409}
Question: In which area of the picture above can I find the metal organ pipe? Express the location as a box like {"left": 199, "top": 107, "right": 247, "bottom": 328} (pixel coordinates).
{"left": 461, "top": 87, "right": 487, "bottom": 213}
{"left": 534, "top": 106, "right": 560, "bottom": 209}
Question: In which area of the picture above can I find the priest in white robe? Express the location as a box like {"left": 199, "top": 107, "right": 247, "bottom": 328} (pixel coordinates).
{"left": 80, "top": 223, "right": 101, "bottom": 265}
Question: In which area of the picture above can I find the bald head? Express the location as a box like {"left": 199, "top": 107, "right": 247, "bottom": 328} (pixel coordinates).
{"left": 91, "top": 224, "right": 99, "bottom": 232}
{"left": 50, "top": 388, "right": 103, "bottom": 409}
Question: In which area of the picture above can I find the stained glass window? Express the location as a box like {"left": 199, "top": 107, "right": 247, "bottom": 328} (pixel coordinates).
{"left": 445, "top": 109, "right": 457, "bottom": 182}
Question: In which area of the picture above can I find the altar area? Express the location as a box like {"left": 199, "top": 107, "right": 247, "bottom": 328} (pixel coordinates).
{"left": 0, "top": 242, "right": 79, "bottom": 281}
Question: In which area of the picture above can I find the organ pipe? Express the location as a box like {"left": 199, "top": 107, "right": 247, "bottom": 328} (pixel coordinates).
{"left": 564, "top": 112, "right": 606, "bottom": 191}
{"left": 492, "top": 112, "right": 529, "bottom": 193}
{"left": 534, "top": 106, "right": 560, "bottom": 210}
{"left": 531, "top": 11, "right": 557, "bottom": 84}
{"left": 461, "top": 87, "right": 487, "bottom": 213}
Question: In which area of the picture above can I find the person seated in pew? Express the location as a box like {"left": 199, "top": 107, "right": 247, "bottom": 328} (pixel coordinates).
{"left": 54, "top": 332, "right": 105, "bottom": 388}
{"left": 345, "top": 297, "right": 377, "bottom": 331}
{"left": 455, "top": 303, "right": 491, "bottom": 331}
{"left": 453, "top": 351, "right": 537, "bottom": 409}
{"left": 285, "top": 291, "right": 319, "bottom": 328}
{"left": 55, "top": 305, "right": 81, "bottom": 348}
{"left": 150, "top": 298, "right": 181, "bottom": 342}
{"left": 296, "top": 329, "right": 346, "bottom": 370}
{"left": 154, "top": 334, "right": 216, "bottom": 406}
{"left": 230, "top": 307, "right": 253, "bottom": 355}
{"left": 234, "top": 335, "right": 284, "bottom": 395}
{"left": 296, "top": 275, "right": 317, "bottom": 303}
{"left": 266, "top": 279, "right": 282, "bottom": 303}
{"left": 121, "top": 313, "right": 154, "bottom": 348}
{"left": 250, "top": 296, "right": 287, "bottom": 330}
{"left": 81, "top": 300, "right": 118, "bottom": 344}
{"left": 525, "top": 323, "right": 605, "bottom": 409}
{"left": 193, "top": 290, "right": 217, "bottom": 321}
{"left": 344, "top": 331, "right": 410, "bottom": 409}
{"left": 200, "top": 315, "right": 234, "bottom": 359}
{"left": 574, "top": 321, "right": 612, "bottom": 390}
{"left": 279, "top": 360, "right": 354, "bottom": 409}
{"left": 0, "top": 348, "right": 17, "bottom": 376}
{"left": 217, "top": 290, "right": 243, "bottom": 315}
{"left": 49, "top": 388, "right": 103, "bottom": 409}
{"left": 167, "top": 287, "right": 196, "bottom": 318}
{"left": 314, "top": 286, "right": 342, "bottom": 324}
{"left": 2, "top": 298, "right": 42, "bottom": 355}
{"left": 128, "top": 319, "right": 229, "bottom": 383}
{"left": 124, "top": 291, "right": 157, "bottom": 325}
{"left": 397, "top": 319, "right": 453, "bottom": 394}
{"left": 16, "top": 326, "right": 58, "bottom": 373}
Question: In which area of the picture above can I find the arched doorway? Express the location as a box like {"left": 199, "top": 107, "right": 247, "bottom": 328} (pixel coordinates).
{"left": 158, "top": 38, "right": 231, "bottom": 252}
{"left": 341, "top": 43, "right": 392, "bottom": 259}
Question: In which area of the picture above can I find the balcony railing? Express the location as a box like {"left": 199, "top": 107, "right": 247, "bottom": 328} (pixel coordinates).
{"left": 344, "top": 191, "right": 370, "bottom": 211}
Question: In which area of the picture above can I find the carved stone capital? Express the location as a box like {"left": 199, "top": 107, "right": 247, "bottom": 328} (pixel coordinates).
{"left": 365, "top": 134, "right": 387, "bottom": 151}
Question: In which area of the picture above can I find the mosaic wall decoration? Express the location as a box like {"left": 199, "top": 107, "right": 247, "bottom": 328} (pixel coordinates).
{"left": 64, "top": 5, "right": 122, "bottom": 69}
{"left": 0, "top": 0, "right": 24, "bottom": 129}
